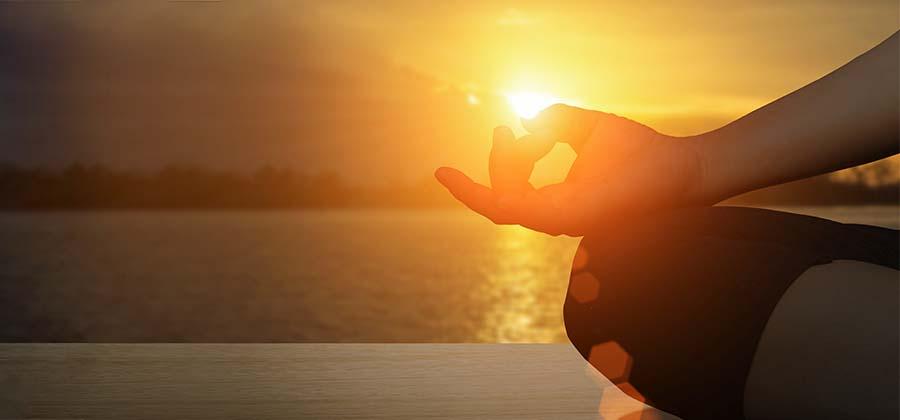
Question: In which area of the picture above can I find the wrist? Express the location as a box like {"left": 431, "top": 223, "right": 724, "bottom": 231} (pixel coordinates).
{"left": 682, "top": 132, "right": 724, "bottom": 205}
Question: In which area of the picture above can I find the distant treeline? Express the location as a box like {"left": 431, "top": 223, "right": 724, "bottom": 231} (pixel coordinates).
{"left": 0, "top": 163, "right": 896, "bottom": 209}
{"left": 0, "top": 163, "right": 453, "bottom": 209}
{"left": 726, "top": 173, "right": 898, "bottom": 206}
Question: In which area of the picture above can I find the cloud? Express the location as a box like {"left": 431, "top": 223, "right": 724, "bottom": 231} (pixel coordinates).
{"left": 0, "top": 3, "right": 512, "bottom": 184}
{"left": 0, "top": 1, "right": 895, "bottom": 187}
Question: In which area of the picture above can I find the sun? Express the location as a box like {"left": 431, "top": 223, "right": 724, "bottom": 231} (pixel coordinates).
{"left": 505, "top": 91, "right": 561, "bottom": 119}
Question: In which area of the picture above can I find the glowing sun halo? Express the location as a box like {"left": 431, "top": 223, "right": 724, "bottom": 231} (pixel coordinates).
{"left": 506, "top": 92, "right": 561, "bottom": 119}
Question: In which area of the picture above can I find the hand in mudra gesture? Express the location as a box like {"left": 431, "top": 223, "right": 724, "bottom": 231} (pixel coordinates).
{"left": 435, "top": 104, "right": 706, "bottom": 236}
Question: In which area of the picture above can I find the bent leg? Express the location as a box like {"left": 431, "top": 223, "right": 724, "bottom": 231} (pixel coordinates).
{"left": 744, "top": 260, "right": 899, "bottom": 420}
{"left": 565, "top": 206, "right": 898, "bottom": 420}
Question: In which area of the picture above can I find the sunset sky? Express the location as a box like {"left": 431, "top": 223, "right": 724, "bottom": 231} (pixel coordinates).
{"left": 1, "top": 1, "right": 897, "bottom": 185}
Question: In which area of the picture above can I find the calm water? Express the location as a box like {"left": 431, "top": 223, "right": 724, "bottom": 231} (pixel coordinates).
{"left": 0, "top": 206, "right": 896, "bottom": 343}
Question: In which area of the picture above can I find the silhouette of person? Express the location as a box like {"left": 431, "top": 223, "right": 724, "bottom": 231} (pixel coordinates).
{"left": 436, "top": 32, "right": 899, "bottom": 419}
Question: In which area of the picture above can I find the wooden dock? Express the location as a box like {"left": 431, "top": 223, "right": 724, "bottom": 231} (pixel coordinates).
{"left": 0, "top": 343, "right": 676, "bottom": 419}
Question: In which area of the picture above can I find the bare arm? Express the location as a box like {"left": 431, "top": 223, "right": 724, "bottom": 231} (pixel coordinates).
{"left": 436, "top": 31, "right": 899, "bottom": 236}
{"left": 696, "top": 31, "right": 899, "bottom": 203}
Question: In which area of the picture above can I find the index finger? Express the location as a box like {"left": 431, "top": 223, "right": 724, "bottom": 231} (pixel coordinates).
{"left": 521, "top": 103, "right": 606, "bottom": 152}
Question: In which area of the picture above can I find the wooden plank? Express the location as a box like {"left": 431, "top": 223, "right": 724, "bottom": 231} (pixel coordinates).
{"left": 0, "top": 344, "right": 676, "bottom": 419}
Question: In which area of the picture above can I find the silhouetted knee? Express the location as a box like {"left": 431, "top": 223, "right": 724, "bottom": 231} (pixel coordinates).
{"left": 563, "top": 206, "right": 898, "bottom": 419}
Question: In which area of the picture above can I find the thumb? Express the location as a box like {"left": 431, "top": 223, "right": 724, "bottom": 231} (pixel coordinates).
{"left": 489, "top": 126, "right": 533, "bottom": 195}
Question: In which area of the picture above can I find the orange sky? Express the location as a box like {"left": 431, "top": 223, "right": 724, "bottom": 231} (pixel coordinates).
{"left": 317, "top": 1, "right": 897, "bottom": 133}
{"left": 1, "top": 1, "right": 897, "bottom": 185}
{"left": 312, "top": 1, "right": 899, "bottom": 184}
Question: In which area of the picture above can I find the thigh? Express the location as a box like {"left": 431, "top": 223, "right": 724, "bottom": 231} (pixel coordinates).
{"left": 744, "top": 260, "right": 899, "bottom": 420}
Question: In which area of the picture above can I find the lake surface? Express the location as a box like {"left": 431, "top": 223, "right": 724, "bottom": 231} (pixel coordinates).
{"left": 0, "top": 206, "right": 896, "bottom": 342}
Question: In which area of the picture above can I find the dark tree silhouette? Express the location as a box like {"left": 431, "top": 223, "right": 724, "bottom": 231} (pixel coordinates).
{"left": 0, "top": 162, "right": 894, "bottom": 210}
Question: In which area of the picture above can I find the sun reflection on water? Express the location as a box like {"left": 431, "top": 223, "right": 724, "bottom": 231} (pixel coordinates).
{"left": 474, "top": 224, "right": 578, "bottom": 343}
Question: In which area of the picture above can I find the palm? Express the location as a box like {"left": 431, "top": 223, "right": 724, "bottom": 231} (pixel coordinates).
{"left": 435, "top": 104, "right": 704, "bottom": 236}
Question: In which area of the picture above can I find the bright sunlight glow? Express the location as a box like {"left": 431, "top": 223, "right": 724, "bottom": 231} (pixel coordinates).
{"left": 506, "top": 92, "right": 561, "bottom": 119}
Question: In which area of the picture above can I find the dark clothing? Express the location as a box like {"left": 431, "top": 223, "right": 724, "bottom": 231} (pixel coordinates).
{"left": 563, "top": 206, "right": 898, "bottom": 420}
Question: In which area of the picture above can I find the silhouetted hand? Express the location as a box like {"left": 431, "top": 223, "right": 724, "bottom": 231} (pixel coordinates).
{"left": 435, "top": 33, "right": 900, "bottom": 236}
{"left": 434, "top": 104, "right": 706, "bottom": 236}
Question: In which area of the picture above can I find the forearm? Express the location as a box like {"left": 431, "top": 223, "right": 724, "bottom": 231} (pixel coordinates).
{"left": 696, "top": 31, "right": 899, "bottom": 203}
